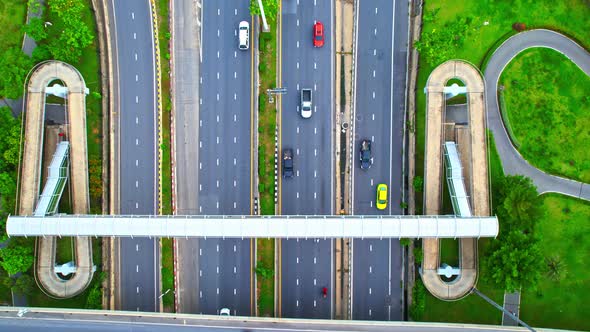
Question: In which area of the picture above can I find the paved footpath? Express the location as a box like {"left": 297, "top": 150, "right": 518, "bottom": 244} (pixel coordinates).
{"left": 484, "top": 29, "right": 590, "bottom": 201}
{"left": 501, "top": 291, "right": 520, "bottom": 326}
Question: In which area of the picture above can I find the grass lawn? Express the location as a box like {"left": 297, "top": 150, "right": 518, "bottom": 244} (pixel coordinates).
{"left": 258, "top": 25, "right": 277, "bottom": 216}
{"left": 0, "top": 0, "right": 27, "bottom": 50}
{"left": 414, "top": 0, "right": 590, "bottom": 214}
{"left": 55, "top": 237, "right": 74, "bottom": 265}
{"left": 156, "top": 0, "right": 172, "bottom": 215}
{"left": 161, "top": 238, "right": 174, "bottom": 311}
{"left": 499, "top": 48, "right": 590, "bottom": 183}
{"left": 520, "top": 194, "right": 590, "bottom": 331}
{"left": 256, "top": 13, "right": 278, "bottom": 316}
{"left": 257, "top": 238, "right": 274, "bottom": 316}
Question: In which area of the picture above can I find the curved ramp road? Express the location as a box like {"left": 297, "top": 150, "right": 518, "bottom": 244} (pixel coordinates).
{"left": 485, "top": 29, "right": 590, "bottom": 200}
{"left": 109, "top": 0, "right": 159, "bottom": 311}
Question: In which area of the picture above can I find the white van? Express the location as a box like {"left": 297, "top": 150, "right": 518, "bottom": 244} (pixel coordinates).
{"left": 238, "top": 21, "right": 249, "bottom": 50}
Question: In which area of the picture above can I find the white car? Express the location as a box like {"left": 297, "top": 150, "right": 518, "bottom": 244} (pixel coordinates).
{"left": 220, "top": 308, "right": 231, "bottom": 316}
{"left": 238, "top": 21, "right": 249, "bottom": 50}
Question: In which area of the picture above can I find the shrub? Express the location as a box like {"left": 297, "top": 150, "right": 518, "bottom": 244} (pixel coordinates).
{"left": 412, "top": 176, "right": 423, "bottom": 193}
{"left": 409, "top": 279, "right": 426, "bottom": 320}
{"left": 414, "top": 246, "right": 424, "bottom": 265}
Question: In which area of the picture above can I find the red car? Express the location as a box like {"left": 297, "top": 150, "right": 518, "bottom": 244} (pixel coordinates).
{"left": 313, "top": 21, "right": 325, "bottom": 47}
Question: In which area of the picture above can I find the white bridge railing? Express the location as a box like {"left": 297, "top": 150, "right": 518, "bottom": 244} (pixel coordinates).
{"left": 7, "top": 215, "right": 498, "bottom": 239}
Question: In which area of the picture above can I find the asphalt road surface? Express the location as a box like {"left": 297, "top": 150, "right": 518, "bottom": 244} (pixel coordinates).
{"left": 174, "top": 0, "right": 254, "bottom": 315}
{"left": 351, "top": 0, "right": 409, "bottom": 320}
{"left": 484, "top": 29, "right": 590, "bottom": 201}
{"left": 279, "top": 0, "right": 335, "bottom": 319}
{"left": 109, "top": 0, "right": 159, "bottom": 311}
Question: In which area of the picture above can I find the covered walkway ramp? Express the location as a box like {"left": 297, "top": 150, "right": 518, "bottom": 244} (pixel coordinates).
{"left": 7, "top": 215, "right": 499, "bottom": 238}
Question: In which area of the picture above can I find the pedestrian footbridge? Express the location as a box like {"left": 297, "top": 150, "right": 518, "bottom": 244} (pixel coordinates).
{"left": 7, "top": 215, "right": 498, "bottom": 238}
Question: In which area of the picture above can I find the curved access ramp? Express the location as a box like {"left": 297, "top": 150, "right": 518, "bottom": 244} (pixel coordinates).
{"left": 19, "top": 61, "right": 93, "bottom": 298}
{"left": 422, "top": 60, "right": 490, "bottom": 300}
{"left": 484, "top": 29, "right": 590, "bottom": 200}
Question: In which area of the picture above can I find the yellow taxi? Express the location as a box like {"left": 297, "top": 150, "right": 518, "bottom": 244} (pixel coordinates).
{"left": 376, "top": 184, "right": 388, "bottom": 210}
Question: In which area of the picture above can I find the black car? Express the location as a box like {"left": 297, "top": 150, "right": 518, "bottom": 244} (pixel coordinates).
{"left": 282, "top": 148, "right": 294, "bottom": 178}
{"left": 360, "top": 140, "right": 372, "bottom": 170}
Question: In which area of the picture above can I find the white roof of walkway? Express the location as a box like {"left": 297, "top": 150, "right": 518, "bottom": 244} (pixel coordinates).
{"left": 7, "top": 215, "right": 498, "bottom": 239}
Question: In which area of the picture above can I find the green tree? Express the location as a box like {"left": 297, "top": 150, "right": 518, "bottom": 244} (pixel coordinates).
{"left": 0, "top": 48, "right": 34, "bottom": 99}
{"left": 23, "top": 17, "right": 48, "bottom": 42}
{"left": 12, "top": 274, "right": 36, "bottom": 296}
{"left": 484, "top": 230, "right": 543, "bottom": 292}
{"left": 45, "top": 0, "right": 95, "bottom": 63}
{"left": 496, "top": 175, "right": 542, "bottom": 233}
{"left": 0, "top": 245, "right": 34, "bottom": 276}
{"left": 85, "top": 282, "right": 102, "bottom": 309}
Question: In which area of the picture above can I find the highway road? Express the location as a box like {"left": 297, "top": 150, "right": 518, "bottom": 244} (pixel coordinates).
{"left": 174, "top": 0, "right": 254, "bottom": 315}
{"left": 109, "top": 0, "right": 159, "bottom": 311}
{"left": 279, "top": 0, "right": 335, "bottom": 319}
{"left": 484, "top": 29, "right": 590, "bottom": 201}
{"left": 351, "top": 0, "right": 409, "bottom": 320}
